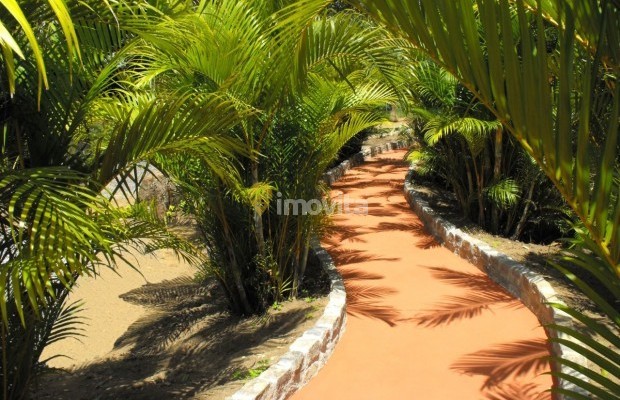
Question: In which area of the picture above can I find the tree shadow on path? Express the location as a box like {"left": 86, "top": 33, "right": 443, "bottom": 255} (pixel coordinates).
{"left": 408, "top": 266, "right": 550, "bottom": 398}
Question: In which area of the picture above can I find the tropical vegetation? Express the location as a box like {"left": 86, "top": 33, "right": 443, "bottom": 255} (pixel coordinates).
{"left": 0, "top": 1, "right": 237, "bottom": 398}
{"left": 405, "top": 61, "right": 570, "bottom": 242}
{"left": 0, "top": 0, "right": 618, "bottom": 399}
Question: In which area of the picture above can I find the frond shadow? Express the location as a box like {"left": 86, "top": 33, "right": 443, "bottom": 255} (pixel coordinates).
{"left": 366, "top": 187, "right": 402, "bottom": 200}
{"left": 416, "top": 235, "right": 440, "bottom": 249}
{"left": 412, "top": 292, "right": 519, "bottom": 328}
{"left": 37, "top": 287, "right": 313, "bottom": 399}
{"left": 364, "top": 203, "right": 402, "bottom": 217}
{"left": 339, "top": 268, "right": 384, "bottom": 281}
{"left": 376, "top": 221, "right": 423, "bottom": 231}
{"left": 427, "top": 267, "right": 518, "bottom": 293}
{"left": 113, "top": 278, "right": 223, "bottom": 355}
{"left": 328, "top": 248, "right": 399, "bottom": 266}
{"left": 451, "top": 338, "right": 550, "bottom": 389}
{"left": 339, "top": 268, "right": 402, "bottom": 327}
{"left": 119, "top": 276, "right": 208, "bottom": 310}
{"left": 484, "top": 382, "right": 551, "bottom": 400}
{"left": 411, "top": 267, "right": 522, "bottom": 327}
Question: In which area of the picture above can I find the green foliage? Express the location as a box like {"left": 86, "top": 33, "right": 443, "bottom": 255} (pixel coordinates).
{"left": 133, "top": 0, "right": 398, "bottom": 315}
{"left": 0, "top": 283, "right": 84, "bottom": 400}
{"left": 0, "top": 2, "right": 224, "bottom": 398}
{"left": 406, "top": 61, "right": 568, "bottom": 240}
{"left": 0, "top": 0, "right": 79, "bottom": 98}
{"left": 231, "top": 359, "right": 271, "bottom": 381}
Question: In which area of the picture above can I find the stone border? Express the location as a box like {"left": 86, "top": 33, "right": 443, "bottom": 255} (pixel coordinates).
{"left": 404, "top": 174, "right": 589, "bottom": 399}
{"left": 323, "top": 140, "right": 408, "bottom": 186}
{"left": 228, "top": 240, "right": 346, "bottom": 400}
{"left": 229, "top": 140, "right": 409, "bottom": 400}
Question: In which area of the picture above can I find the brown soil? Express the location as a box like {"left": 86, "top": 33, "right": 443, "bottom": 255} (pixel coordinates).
{"left": 35, "top": 221, "right": 329, "bottom": 400}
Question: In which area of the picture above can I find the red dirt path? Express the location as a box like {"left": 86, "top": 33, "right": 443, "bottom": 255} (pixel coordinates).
{"left": 292, "top": 150, "right": 551, "bottom": 400}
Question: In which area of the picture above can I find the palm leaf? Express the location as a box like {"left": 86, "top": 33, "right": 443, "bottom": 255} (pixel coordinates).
{"left": 0, "top": 0, "right": 81, "bottom": 97}
{"left": 485, "top": 179, "right": 521, "bottom": 208}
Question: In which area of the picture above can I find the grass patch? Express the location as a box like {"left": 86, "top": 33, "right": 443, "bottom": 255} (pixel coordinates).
{"left": 231, "top": 359, "right": 271, "bottom": 381}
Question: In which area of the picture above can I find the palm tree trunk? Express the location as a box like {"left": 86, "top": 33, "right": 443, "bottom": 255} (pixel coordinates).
{"left": 511, "top": 179, "right": 536, "bottom": 240}
{"left": 216, "top": 193, "right": 253, "bottom": 315}
{"left": 491, "top": 127, "right": 503, "bottom": 233}
{"left": 251, "top": 162, "right": 266, "bottom": 256}
{"left": 296, "top": 235, "right": 311, "bottom": 296}
{"left": 459, "top": 141, "right": 475, "bottom": 216}
{"left": 472, "top": 157, "right": 485, "bottom": 226}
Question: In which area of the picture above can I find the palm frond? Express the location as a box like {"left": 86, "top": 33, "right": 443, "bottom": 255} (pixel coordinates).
{"left": 485, "top": 179, "right": 521, "bottom": 208}
{"left": 0, "top": 0, "right": 80, "bottom": 96}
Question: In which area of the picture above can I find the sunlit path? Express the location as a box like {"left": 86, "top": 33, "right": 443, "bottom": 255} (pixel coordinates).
{"left": 292, "top": 150, "right": 551, "bottom": 400}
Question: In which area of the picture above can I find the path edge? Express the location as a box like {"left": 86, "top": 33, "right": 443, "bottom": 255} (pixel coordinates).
{"left": 229, "top": 140, "right": 408, "bottom": 400}
{"left": 403, "top": 174, "right": 589, "bottom": 399}
{"left": 228, "top": 240, "right": 346, "bottom": 400}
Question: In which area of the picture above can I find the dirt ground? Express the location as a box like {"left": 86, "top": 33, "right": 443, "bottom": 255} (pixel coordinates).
{"left": 36, "top": 222, "right": 328, "bottom": 400}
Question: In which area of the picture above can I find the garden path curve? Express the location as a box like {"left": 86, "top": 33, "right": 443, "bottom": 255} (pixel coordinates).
{"left": 292, "top": 150, "right": 551, "bottom": 400}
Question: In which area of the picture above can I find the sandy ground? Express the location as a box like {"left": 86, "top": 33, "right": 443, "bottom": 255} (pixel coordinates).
{"left": 37, "top": 223, "right": 329, "bottom": 399}
{"left": 292, "top": 150, "right": 551, "bottom": 400}
{"left": 42, "top": 247, "right": 197, "bottom": 368}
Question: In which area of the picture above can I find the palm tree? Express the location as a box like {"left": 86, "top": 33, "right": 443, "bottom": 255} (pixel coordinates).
{"left": 0, "top": 2, "right": 246, "bottom": 398}
{"left": 123, "top": 0, "right": 401, "bottom": 314}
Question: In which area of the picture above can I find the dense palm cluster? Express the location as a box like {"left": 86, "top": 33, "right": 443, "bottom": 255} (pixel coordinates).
{"left": 0, "top": 0, "right": 618, "bottom": 399}
{"left": 405, "top": 61, "right": 570, "bottom": 242}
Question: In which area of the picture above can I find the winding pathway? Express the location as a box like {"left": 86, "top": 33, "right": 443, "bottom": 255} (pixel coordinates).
{"left": 292, "top": 150, "right": 551, "bottom": 400}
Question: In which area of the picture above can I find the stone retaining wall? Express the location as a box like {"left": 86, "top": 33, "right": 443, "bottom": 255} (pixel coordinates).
{"left": 404, "top": 175, "right": 589, "bottom": 399}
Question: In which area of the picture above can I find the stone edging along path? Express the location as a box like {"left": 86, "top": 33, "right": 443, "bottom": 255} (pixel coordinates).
{"left": 228, "top": 240, "right": 346, "bottom": 400}
{"left": 231, "top": 138, "right": 587, "bottom": 399}
{"left": 229, "top": 140, "right": 409, "bottom": 400}
{"left": 404, "top": 174, "right": 589, "bottom": 398}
